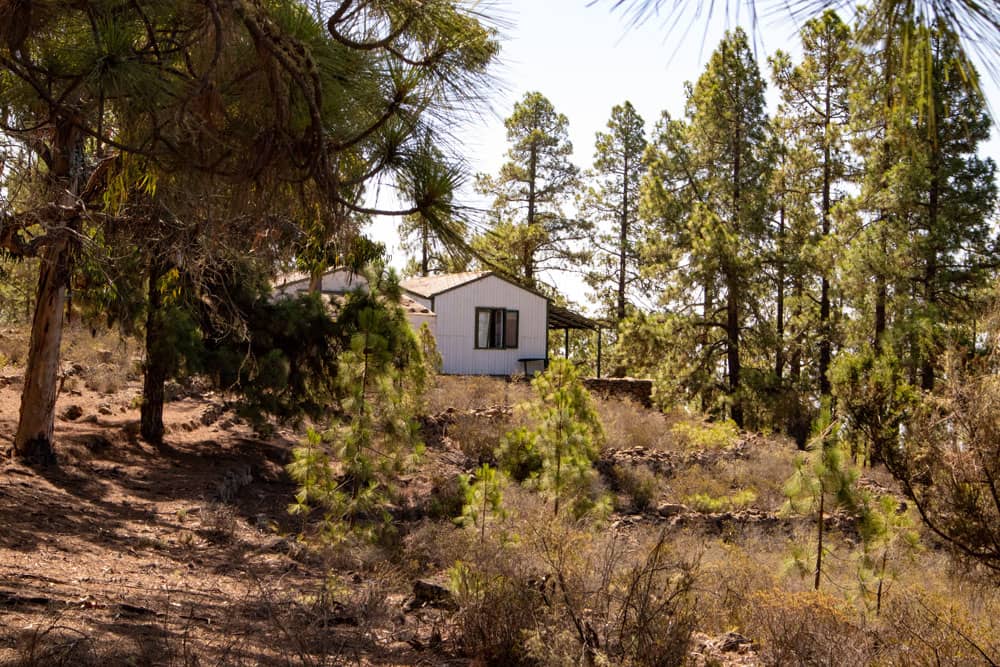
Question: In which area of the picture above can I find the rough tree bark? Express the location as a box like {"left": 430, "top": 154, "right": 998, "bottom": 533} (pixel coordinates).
{"left": 13, "top": 122, "right": 83, "bottom": 463}
{"left": 140, "top": 261, "right": 168, "bottom": 444}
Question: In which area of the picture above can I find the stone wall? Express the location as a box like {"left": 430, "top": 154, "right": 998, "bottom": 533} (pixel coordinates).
{"left": 583, "top": 377, "right": 654, "bottom": 408}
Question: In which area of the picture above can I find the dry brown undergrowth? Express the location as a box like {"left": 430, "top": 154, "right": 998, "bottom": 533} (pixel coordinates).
{"left": 2, "top": 355, "right": 999, "bottom": 666}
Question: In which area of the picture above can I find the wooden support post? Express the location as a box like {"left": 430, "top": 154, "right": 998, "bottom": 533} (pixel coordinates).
{"left": 564, "top": 328, "right": 570, "bottom": 359}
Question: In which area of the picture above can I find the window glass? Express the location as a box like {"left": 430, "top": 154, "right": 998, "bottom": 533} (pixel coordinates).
{"left": 504, "top": 311, "right": 519, "bottom": 348}
{"left": 477, "top": 310, "right": 491, "bottom": 348}
{"left": 491, "top": 310, "right": 503, "bottom": 348}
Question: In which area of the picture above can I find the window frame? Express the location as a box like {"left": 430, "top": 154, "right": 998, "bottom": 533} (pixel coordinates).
{"left": 474, "top": 307, "right": 519, "bottom": 350}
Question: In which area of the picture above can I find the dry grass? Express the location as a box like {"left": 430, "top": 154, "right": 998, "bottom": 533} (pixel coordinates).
{"left": 424, "top": 375, "right": 531, "bottom": 414}
{"left": 2, "top": 364, "right": 997, "bottom": 665}
{"left": 595, "top": 397, "right": 680, "bottom": 451}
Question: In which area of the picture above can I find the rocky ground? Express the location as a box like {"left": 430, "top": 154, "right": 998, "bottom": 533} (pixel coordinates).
{"left": 0, "top": 361, "right": 781, "bottom": 665}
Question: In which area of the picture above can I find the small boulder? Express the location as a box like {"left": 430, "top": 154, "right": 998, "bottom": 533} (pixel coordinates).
{"left": 97, "top": 403, "right": 113, "bottom": 415}
{"left": 406, "top": 579, "right": 457, "bottom": 611}
{"left": 719, "top": 631, "right": 753, "bottom": 653}
{"left": 657, "top": 503, "right": 688, "bottom": 518}
{"left": 60, "top": 405, "right": 84, "bottom": 421}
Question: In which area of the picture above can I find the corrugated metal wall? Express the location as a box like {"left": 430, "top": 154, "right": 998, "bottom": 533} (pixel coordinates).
{"left": 433, "top": 275, "right": 546, "bottom": 375}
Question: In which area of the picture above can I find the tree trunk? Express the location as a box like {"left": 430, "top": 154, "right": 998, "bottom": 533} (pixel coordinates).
{"left": 13, "top": 123, "right": 82, "bottom": 464}
{"left": 617, "top": 157, "right": 629, "bottom": 323}
{"left": 921, "top": 156, "right": 940, "bottom": 391}
{"left": 814, "top": 489, "right": 825, "bottom": 590}
{"left": 818, "top": 78, "right": 833, "bottom": 397}
{"left": 525, "top": 143, "right": 538, "bottom": 285}
{"left": 420, "top": 218, "right": 429, "bottom": 277}
{"left": 728, "top": 106, "right": 743, "bottom": 428}
{"left": 726, "top": 277, "right": 742, "bottom": 428}
{"left": 141, "top": 261, "right": 168, "bottom": 444}
{"left": 775, "top": 193, "right": 786, "bottom": 381}
{"left": 14, "top": 238, "right": 74, "bottom": 463}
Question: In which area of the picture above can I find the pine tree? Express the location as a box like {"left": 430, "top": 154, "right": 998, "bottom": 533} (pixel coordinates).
{"left": 499, "top": 359, "right": 606, "bottom": 518}
{"left": 583, "top": 102, "right": 648, "bottom": 323}
{"left": 844, "top": 15, "right": 997, "bottom": 391}
{"left": 287, "top": 267, "right": 428, "bottom": 542}
{"left": 639, "top": 28, "right": 773, "bottom": 426}
{"left": 0, "top": 0, "right": 499, "bottom": 462}
{"left": 769, "top": 10, "right": 853, "bottom": 399}
{"left": 475, "top": 92, "right": 585, "bottom": 287}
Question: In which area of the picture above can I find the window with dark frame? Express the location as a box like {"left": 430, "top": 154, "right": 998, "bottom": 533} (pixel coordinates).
{"left": 475, "top": 308, "right": 519, "bottom": 349}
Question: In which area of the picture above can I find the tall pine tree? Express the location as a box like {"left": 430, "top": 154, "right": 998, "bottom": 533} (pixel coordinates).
{"left": 475, "top": 92, "right": 584, "bottom": 287}
{"left": 583, "top": 101, "right": 648, "bottom": 323}
{"left": 639, "top": 28, "right": 773, "bottom": 426}
{"left": 770, "top": 10, "right": 853, "bottom": 400}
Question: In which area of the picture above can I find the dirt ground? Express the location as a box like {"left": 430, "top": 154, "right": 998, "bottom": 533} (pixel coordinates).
{"left": 0, "top": 370, "right": 468, "bottom": 666}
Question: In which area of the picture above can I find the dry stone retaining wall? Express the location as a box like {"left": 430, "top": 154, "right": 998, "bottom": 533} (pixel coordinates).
{"left": 582, "top": 377, "right": 653, "bottom": 408}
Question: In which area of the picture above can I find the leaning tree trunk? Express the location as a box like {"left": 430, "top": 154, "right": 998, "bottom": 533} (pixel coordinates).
{"left": 14, "top": 236, "right": 75, "bottom": 463}
{"left": 13, "top": 124, "right": 83, "bottom": 464}
{"left": 140, "top": 261, "right": 169, "bottom": 444}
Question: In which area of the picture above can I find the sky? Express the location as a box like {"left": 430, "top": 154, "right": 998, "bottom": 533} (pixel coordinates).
{"left": 368, "top": 0, "right": 1000, "bottom": 313}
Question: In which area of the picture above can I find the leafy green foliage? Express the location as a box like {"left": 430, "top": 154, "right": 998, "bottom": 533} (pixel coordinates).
{"left": 474, "top": 92, "right": 585, "bottom": 286}
{"left": 499, "top": 359, "right": 607, "bottom": 518}
{"left": 286, "top": 268, "right": 428, "bottom": 543}
{"left": 457, "top": 464, "right": 509, "bottom": 543}
{"left": 830, "top": 349, "right": 917, "bottom": 465}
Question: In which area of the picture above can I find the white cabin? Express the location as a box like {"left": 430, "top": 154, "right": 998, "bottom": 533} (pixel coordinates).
{"left": 274, "top": 269, "right": 602, "bottom": 377}
{"left": 400, "top": 272, "right": 550, "bottom": 376}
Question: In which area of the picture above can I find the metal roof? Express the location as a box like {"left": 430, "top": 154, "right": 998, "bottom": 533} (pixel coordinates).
{"left": 548, "top": 304, "right": 601, "bottom": 330}
{"left": 399, "top": 272, "right": 490, "bottom": 298}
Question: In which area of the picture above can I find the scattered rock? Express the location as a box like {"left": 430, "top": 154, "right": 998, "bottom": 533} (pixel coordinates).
{"left": 97, "top": 349, "right": 114, "bottom": 363}
{"left": 81, "top": 434, "right": 113, "bottom": 453}
{"left": 61, "top": 362, "right": 85, "bottom": 378}
{"left": 98, "top": 403, "right": 114, "bottom": 415}
{"left": 216, "top": 465, "right": 253, "bottom": 503}
{"left": 406, "top": 579, "right": 457, "bottom": 611}
{"left": 201, "top": 404, "right": 224, "bottom": 426}
{"left": 602, "top": 446, "right": 676, "bottom": 476}
{"left": 657, "top": 502, "right": 688, "bottom": 518}
{"left": 690, "top": 631, "right": 758, "bottom": 666}
{"left": 719, "top": 631, "right": 753, "bottom": 652}
{"left": 60, "top": 404, "right": 84, "bottom": 421}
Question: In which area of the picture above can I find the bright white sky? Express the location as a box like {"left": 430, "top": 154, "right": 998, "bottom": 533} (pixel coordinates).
{"left": 368, "top": 0, "right": 1000, "bottom": 313}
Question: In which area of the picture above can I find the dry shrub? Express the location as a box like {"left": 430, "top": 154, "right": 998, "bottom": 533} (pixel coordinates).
{"left": 876, "top": 584, "right": 999, "bottom": 665}
{"left": 0, "top": 326, "right": 30, "bottom": 367}
{"left": 449, "top": 545, "right": 545, "bottom": 665}
{"left": 199, "top": 502, "right": 238, "bottom": 544}
{"left": 450, "top": 489, "right": 699, "bottom": 667}
{"left": 596, "top": 397, "right": 678, "bottom": 451}
{"left": 11, "top": 623, "right": 101, "bottom": 667}
{"left": 684, "top": 488, "right": 757, "bottom": 513}
{"left": 696, "top": 542, "right": 781, "bottom": 633}
{"left": 671, "top": 418, "right": 739, "bottom": 451}
{"left": 426, "top": 375, "right": 530, "bottom": 413}
{"left": 746, "top": 589, "right": 875, "bottom": 666}
{"left": 58, "top": 326, "right": 137, "bottom": 394}
{"left": 715, "top": 443, "right": 796, "bottom": 510}
{"left": 448, "top": 412, "right": 506, "bottom": 465}
{"left": 610, "top": 463, "right": 660, "bottom": 511}
{"left": 668, "top": 463, "right": 730, "bottom": 503}
{"left": 425, "top": 472, "right": 467, "bottom": 520}
{"left": 402, "top": 521, "right": 474, "bottom": 575}
{"left": 521, "top": 523, "right": 698, "bottom": 667}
